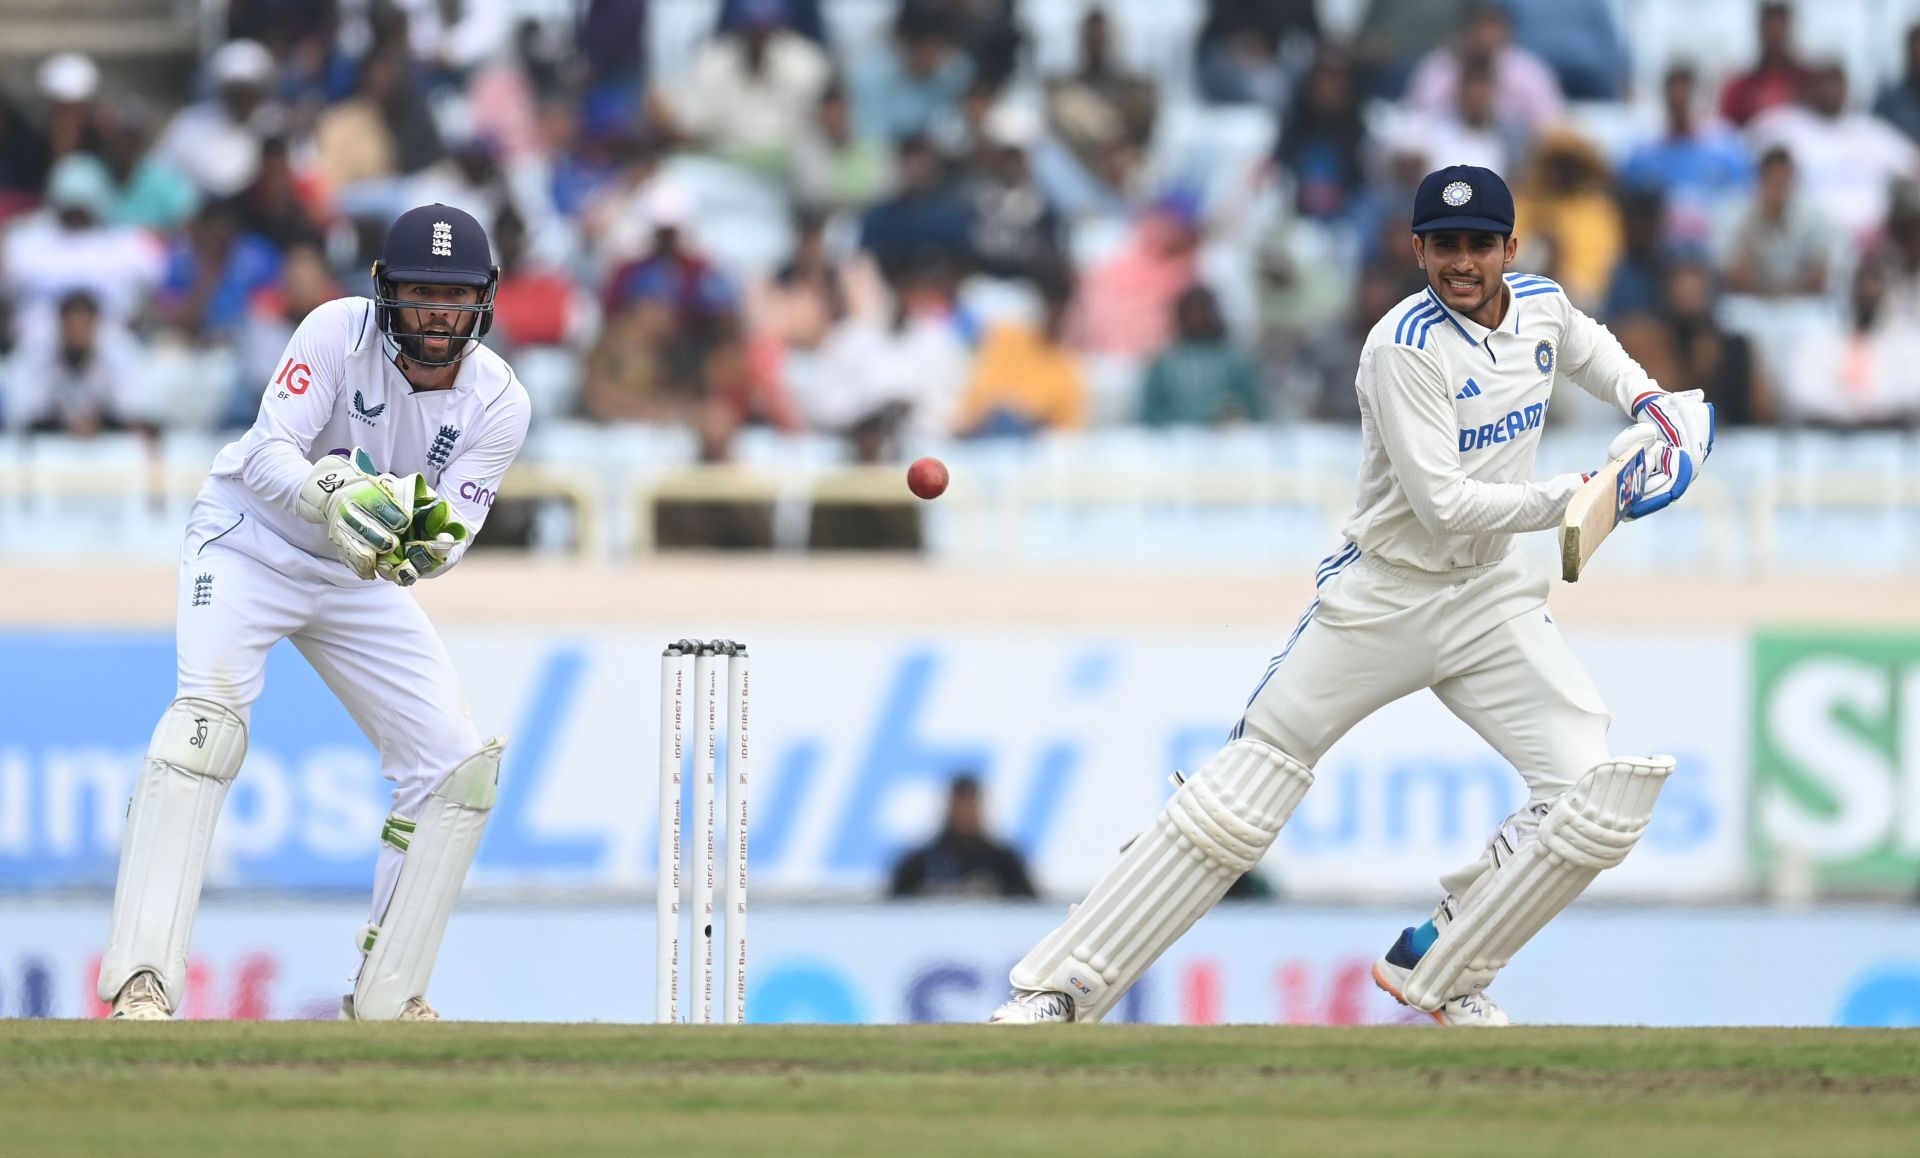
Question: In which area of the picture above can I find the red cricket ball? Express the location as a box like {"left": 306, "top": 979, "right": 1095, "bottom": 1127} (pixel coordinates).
{"left": 906, "top": 456, "right": 949, "bottom": 500}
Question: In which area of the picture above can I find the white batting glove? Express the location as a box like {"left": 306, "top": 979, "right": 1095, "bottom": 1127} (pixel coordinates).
{"left": 297, "top": 449, "right": 412, "bottom": 580}
{"left": 1627, "top": 389, "right": 1715, "bottom": 465}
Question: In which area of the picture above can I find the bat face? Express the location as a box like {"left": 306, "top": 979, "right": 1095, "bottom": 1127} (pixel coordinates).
{"left": 1561, "top": 445, "right": 1649, "bottom": 582}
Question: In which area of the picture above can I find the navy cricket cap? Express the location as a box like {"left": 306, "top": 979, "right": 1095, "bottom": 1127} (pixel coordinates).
{"left": 1411, "top": 165, "right": 1515, "bottom": 235}
{"left": 378, "top": 203, "right": 494, "bottom": 287}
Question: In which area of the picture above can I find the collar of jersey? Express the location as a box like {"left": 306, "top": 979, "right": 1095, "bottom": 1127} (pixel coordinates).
{"left": 1422, "top": 286, "right": 1520, "bottom": 354}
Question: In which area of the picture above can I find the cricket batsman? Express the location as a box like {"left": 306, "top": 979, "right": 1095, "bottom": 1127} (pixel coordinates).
{"left": 992, "top": 165, "right": 1714, "bottom": 1026}
{"left": 99, "top": 204, "right": 531, "bottom": 1021}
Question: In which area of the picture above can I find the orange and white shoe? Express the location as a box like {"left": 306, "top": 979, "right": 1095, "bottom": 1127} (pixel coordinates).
{"left": 1373, "top": 927, "right": 1510, "bottom": 1027}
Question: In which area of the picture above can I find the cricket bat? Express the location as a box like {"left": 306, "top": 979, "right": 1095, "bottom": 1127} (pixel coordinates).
{"left": 1559, "top": 445, "right": 1648, "bottom": 582}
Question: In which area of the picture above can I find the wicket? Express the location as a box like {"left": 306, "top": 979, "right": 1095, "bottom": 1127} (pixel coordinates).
{"left": 655, "top": 639, "right": 749, "bottom": 1024}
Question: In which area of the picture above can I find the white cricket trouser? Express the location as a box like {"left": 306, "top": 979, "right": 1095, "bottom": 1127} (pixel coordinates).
{"left": 1234, "top": 543, "right": 1611, "bottom": 900}
{"left": 174, "top": 488, "right": 483, "bottom": 932}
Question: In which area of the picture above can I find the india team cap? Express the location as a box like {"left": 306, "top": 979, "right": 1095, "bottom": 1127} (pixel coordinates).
{"left": 1411, "top": 164, "right": 1515, "bottom": 235}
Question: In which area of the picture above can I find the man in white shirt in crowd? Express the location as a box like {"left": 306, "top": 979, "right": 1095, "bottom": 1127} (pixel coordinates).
{"left": 989, "top": 165, "right": 1714, "bottom": 1027}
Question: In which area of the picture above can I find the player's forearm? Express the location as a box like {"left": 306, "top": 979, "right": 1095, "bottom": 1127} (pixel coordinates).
{"left": 1413, "top": 472, "right": 1583, "bottom": 536}
{"left": 1567, "top": 308, "right": 1663, "bottom": 415}
{"left": 238, "top": 432, "right": 326, "bottom": 516}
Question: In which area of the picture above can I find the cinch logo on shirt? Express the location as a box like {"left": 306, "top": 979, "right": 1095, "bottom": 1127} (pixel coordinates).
{"left": 1458, "top": 400, "right": 1548, "bottom": 452}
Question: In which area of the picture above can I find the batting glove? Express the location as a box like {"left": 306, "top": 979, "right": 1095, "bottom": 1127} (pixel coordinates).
{"left": 297, "top": 449, "right": 412, "bottom": 580}
{"left": 1628, "top": 388, "right": 1715, "bottom": 464}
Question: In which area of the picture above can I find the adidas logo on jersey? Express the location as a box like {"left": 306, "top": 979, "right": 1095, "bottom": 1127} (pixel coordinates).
{"left": 1455, "top": 379, "right": 1482, "bottom": 400}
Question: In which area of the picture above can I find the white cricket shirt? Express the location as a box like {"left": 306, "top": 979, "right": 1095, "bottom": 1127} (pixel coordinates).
{"left": 1343, "top": 272, "right": 1663, "bottom": 572}
{"left": 206, "top": 296, "right": 531, "bottom": 581}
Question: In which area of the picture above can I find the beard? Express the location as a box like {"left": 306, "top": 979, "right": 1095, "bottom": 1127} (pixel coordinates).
{"left": 395, "top": 315, "right": 475, "bottom": 364}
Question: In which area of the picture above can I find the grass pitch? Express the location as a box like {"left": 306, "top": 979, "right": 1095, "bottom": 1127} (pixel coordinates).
{"left": 3, "top": 1023, "right": 1916, "bottom": 1157}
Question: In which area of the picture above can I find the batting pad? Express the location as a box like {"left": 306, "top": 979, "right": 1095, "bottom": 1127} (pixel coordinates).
{"left": 1402, "top": 756, "right": 1674, "bottom": 1011}
{"left": 98, "top": 698, "right": 248, "bottom": 1004}
{"left": 1010, "top": 738, "right": 1312, "bottom": 1022}
{"left": 352, "top": 737, "right": 504, "bottom": 1021}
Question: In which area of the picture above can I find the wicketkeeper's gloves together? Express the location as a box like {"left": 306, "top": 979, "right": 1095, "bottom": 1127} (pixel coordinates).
{"left": 298, "top": 449, "right": 470, "bottom": 585}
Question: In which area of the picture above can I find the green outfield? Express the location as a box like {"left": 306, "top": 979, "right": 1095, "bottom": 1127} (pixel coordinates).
{"left": 4, "top": 1023, "right": 1916, "bottom": 1156}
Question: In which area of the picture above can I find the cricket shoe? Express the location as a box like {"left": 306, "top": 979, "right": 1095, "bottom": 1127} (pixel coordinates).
{"left": 109, "top": 970, "right": 173, "bottom": 1021}
{"left": 988, "top": 990, "right": 1076, "bottom": 1024}
{"left": 339, "top": 995, "right": 441, "bottom": 1022}
{"left": 1372, "top": 927, "right": 1510, "bottom": 1027}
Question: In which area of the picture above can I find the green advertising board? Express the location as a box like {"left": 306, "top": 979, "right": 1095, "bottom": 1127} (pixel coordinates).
{"left": 1753, "top": 631, "right": 1920, "bottom": 892}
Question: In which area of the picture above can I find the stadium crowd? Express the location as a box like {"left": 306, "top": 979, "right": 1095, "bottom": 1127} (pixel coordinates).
{"left": 5, "top": 0, "right": 1920, "bottom": 459}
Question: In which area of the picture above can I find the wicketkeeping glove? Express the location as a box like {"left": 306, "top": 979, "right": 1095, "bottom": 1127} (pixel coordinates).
{"left": 297, "top": 449, "right": 413, "bottom": 580}
{"left": 377, "top": 478, "right": 471, "bottom": 588}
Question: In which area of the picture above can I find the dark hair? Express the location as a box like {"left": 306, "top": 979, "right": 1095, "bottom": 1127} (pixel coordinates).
{"left": 57, "top": 289, "right": 100, "bottom": 316}
{"left": 1174, "top": 284, "right": 1226, "bottom": 341}
{"left": 1758, "top": 144, "right": 1794, "bottom": 171}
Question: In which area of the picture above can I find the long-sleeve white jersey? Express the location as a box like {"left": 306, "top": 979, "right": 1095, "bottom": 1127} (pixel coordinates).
{"left": 1341, "top": 272, "right": 1664, "bottom": 572}
{"left": 206, "top": 296, "right": 531, "bottom": 583}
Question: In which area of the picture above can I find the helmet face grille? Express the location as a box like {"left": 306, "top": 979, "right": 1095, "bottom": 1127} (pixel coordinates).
{"left": 373, "top": 261, "right": 499, "bottom": 368}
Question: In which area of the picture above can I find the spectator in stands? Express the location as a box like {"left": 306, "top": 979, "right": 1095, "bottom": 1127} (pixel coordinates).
{"left": 1045, "top": 7, "right": 1157, "bottom": 184}
{"left": 1881, "top": 182, "right": 1920, "bottom": 322}
{"left": 1749, "top": 62, "right": 1920, "bottom": 245}
{"left": 1285, "top": 264, "right": 1408, "bottom": 422}
{"left": 1141, "top": 285, "right": 1264, "bottom": 427}
{"left": 1, "top": 154, "right": 165, "bottom": 349}
{"left": 488, "top": 205, "right": 595, "bottom": 359}
{"left": 1616, "top": 258, "right": 1768, "bottom": 428}
{"left": 913, "top": 0, "right": 1024, "bottom": 90}
{"left": 1404, "top": 1, "right": 1563, "bottom": 137}
{"left": 850, "top": 7, "right": 974, "bottom": 144}
{"left": 653, "top": 396, "right": 778, "bottom": 550}
{"left": 1875, "top": 26, "right": 1920, "bottom": 147}
{"left": 6, "top": 291, "right": 147, "bottom": 436}
{"left": 959, "top": 265, "right": 1085, "bottom": 436}
{"left": 1412, "top": 56, "right": 1523, "bottom": 178}
{"left": 1193, "top": 0, "right": 1320, "bottom": 107}
{"left": 153, "top": 198, "right": 284, "bottom": 344}
{"left": 1719, "top": 1, "right": 1815, "bottom": 128}
{"left": 807, "top": 399, "right": 926, "bottom": 551}
{"left": 1275, "top": 47, "right": 1370, "bottom": 223}
{"left": 1071, "top": 189, "right": 1202, "bottom": 359}
{"left": 576, "top": 0, "right": 650, "bottom": 136}
{"left": 1602, "top": 188, "right": 1670, "bottom": 324}
{"left": 581, "top": 286, "right": 706, "bottom": 426}
{"left": 663, "top": 0, "right": 832, "bottom": 175}
{"left": 718, "top": 0, "right": 824, "bottom": 43}
{"left": 1503, "top": 0, "right": 1626, "bottom": 101}
{"left": 859, "top": 135, "right": 972, "bottom": 281}
{"left": 0, "top": 90, "right": 51, "bottom": 212}
{"left": 1513, "top": 128, "right": 1621, "bottom": 309}
{"left": 314, "top": 47, "right": 403, "bottom": 194}
{"left": 1353, "top": 0, "right": 1472, "bottom": 98}
{"left": 37, "top": 53, "right": 107, "bottom": 166}
{"left": 1780, "top": 252, "right": 1920, "bottom": 428}
{"left": 792, "top": 81, "right": 894, "bottom": 211}
{"left": 790, "top": 254, "right": 969, "bottom": 440}
{"left": 98, "top": 97, "right": 199, "bottom": 232}
{"left": 1717, "top": 146, "right": 1831, "bottom": 301}
{"left": 602, "top": 182, "right": 739, "bottom": 342}
{"left": 236, "top": 239, "right": 339, "bottom": 426}
{"left": 887, "top": 774, "right": 1037, "bottom": 899}
{"left": 237, "top": 135, "right": 323, "bottom": 249}
{"left": 153, "top": 39, "right": 279, "bottom": 199}
{"left": 964, "top": 103, "right": 1065, "bottom": 281}
{"left": 1617, "top": 63, "right": 1753, "bottom": 249}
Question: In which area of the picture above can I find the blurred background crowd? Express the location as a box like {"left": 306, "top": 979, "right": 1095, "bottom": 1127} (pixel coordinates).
{"left": 6, "top": 0, "right": 1920, "bottom": 529}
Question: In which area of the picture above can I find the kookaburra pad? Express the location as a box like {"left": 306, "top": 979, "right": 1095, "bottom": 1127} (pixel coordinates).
{"left": 98, "top": 698, "right": 248, "bottom": 1004}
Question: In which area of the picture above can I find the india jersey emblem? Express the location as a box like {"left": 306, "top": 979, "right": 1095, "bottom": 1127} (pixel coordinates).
{"left": 1442, "top": 181, "right": 1473, "bottom": 206}
{"left": 431, "top": 221, "right": 453, "bottom": 257}
{"left": 1535, "top": 339, "right": 1555, "bottom": 375}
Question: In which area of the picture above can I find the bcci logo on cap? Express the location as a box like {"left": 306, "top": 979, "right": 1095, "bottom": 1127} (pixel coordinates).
{"left": 1442, "top": 181, "right": 1473, "bottom": 206}
{"left": 431, "top": 221, "right": 452, "bottom": 257}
